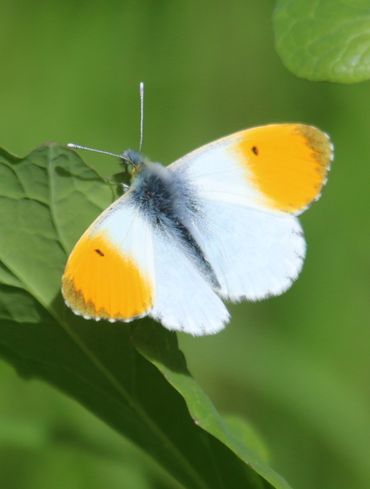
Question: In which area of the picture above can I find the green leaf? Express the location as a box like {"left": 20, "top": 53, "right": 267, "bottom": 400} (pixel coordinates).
{"left": 132, "top": 323, "right": 280, "bottom": 487}
{"left": 273, "top": 0, "right": 370, "bottom": 83}
{"left": 223, "top": 415, "right": 269, "bottom": 465}
{"left": 0, "top": 144, "right": 291, "bottom": 489}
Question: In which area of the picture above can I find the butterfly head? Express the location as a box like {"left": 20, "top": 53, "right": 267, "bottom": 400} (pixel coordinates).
{"left": 120, "top": 149, "right": 147, "bottom": 179}
{"left": 121, "top": 149, "right": 144, "bottom": 167}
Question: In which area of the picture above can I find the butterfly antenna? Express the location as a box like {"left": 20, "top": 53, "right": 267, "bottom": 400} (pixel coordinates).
{"left": 67, "top": 143, "right": 129, "bottom": 162}
{"left": 139, "top": 81, "right": 144, "bottom": 152}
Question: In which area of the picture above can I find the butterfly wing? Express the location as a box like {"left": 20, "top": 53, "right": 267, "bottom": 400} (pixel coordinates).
{"left": 148, "top": 224, "right": 229, "bottom": 334}
{"left": 62, "top": 192, "right": 229, "bottom": 334}
{"left": 169, "top": 123, "right": 333, "bottom": 301}
{"left": 62, "top": 194, "right": 155, "bottom": 321}
{"left": 177, "top": 198, "right": 306, "bottom": 301}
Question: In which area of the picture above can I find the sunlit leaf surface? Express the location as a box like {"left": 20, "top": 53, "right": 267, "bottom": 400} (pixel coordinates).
{"left": 0, "top": 145, "right": 292, "bottom": 489}
{"left": 274, "top": 0, "right": 370, "bottom": 82}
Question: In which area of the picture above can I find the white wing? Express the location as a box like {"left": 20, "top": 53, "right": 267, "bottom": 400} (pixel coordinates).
{"left": 168, "top": 125, "right": 325, "bottom": 301}
{"left": 149, "top": 225, "right": 229, "bottom": 335}
{"left": 179, "top": 198, "right": 305, "bottom": 301}
{"left": 63, "top": 192, "right": 229, "bottom": 334}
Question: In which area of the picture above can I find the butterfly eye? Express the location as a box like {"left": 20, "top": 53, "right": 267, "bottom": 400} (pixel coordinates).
{"left": 251, "top": 146, "right": 259, "bottom": 155}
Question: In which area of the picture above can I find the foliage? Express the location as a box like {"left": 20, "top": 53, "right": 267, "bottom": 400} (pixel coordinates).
{"left": 0, "top": 145, "right": 290, "bottom": 489}
{"left": 274, "top": 0, "right": 370, "bottom": 82}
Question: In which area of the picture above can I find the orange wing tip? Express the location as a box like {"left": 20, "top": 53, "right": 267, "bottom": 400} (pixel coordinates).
{"left": 61, "top": 232, "right": 154, "bottom": 322}
{"left": 62, "top": 275, "right": 152, "bottom": 323}
{"left": 235, "top": 123, "right": 334, "bottom": 213}
{"left": 296, "top": 125, "right": 334, "bottom": 208}
{"left": 298, "top": 124, "right": 334, "bottom": 169}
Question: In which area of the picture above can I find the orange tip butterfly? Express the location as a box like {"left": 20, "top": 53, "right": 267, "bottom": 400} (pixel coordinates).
{"left": 62, "top": 83, "right": 334, "bottom": 335}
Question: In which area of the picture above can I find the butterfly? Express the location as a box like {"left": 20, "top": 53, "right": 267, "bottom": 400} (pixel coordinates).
{"left": 62, "top": 123, "right": 333, "bottom": 335}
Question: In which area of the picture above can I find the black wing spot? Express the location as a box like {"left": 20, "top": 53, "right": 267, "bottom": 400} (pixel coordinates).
{"left": 94, "top": 249, "right": 105, "bottom": 257}
{"left": 252, "top": 146, "right": 259, "bottom": 155}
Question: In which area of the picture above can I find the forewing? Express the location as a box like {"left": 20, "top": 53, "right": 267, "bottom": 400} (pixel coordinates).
{"left": 62, "top": 194, "right": 155, "bottom": 322}
{"left": 170, "top": 123, "right": 333, "bottom": 215}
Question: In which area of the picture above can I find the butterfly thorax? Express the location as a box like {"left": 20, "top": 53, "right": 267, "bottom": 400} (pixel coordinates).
{"left": 128, "top": 160, "right": 220, "bottom": 289}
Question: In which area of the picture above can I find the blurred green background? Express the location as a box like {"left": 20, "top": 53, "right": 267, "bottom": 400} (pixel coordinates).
{"left": 1, "top": 1, "right": 369, "bottom": 488}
